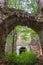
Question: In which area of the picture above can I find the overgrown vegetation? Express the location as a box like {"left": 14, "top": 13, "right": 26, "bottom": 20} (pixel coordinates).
{"left": 15, "top": 26, "right": 38, "bottom": 39}
{"left": 6, "top": 26, "right": 38, "bottom": 44}
{"left": 7, "top": 0, "right": 38, "bottom": 13}
{"left": 5, "top": 51, "right": 38, "bottom": 65}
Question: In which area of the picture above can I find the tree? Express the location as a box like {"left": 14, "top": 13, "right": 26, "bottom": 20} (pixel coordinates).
{"left": 12, "top": 30, "right": 17, "bottom": 53}
{"left": 36, "top": 0, "right": 43, "bottom": 13}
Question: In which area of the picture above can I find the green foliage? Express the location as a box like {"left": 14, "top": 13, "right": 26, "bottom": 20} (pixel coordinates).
{"left": 30, "top": 0, "right": 38, "bottom": 13}
{"left": 15, "top": 26, "right": 25, "bottom": 33}
{"left": 5, "top": 52, "right": 17, "bottom": 62}
{"left": 5, "top": 51, "right": 37, "bottom": 65}
{"left": 7, "top": 0, "right": 38, "bottom": 13}
{"left": 6, "top": 37, "right": 13, "bottom": 44}
{"left": 6, "top": 26, "right": 38, "bottom": 44}
{"left": 17, "top": 51, "right": 37, "bottom": 65}
{"left": 15, "top": 26, "right": 38, "bottom": 40}
{"left": 22, "top": 35, "right": 27, "bottom": 41}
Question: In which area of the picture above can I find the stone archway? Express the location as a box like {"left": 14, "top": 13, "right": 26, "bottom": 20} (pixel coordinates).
{"left": 0, "top": 8, "right": 43, "bottom": 58}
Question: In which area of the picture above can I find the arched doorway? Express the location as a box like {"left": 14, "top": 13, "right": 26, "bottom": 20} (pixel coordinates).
{"left": 19, "top": 47, "right": 27, "bottom": 54}
{"left": 0, "top": 5, "right": 43, "bottom": 58}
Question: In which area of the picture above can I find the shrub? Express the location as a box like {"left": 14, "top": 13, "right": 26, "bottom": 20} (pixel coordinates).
{"left": 5, "top": 51, "right": 38, "bottom": 65}
{"left": 17, "top": 51, "right": 37, "bottom": 65}
{"left": 5, "top": 52, "right": 17, "bottom": 65}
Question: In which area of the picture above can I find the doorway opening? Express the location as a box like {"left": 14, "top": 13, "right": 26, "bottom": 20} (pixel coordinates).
{"left": 19, "top": 47, "right": 27, "bottom": 54}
